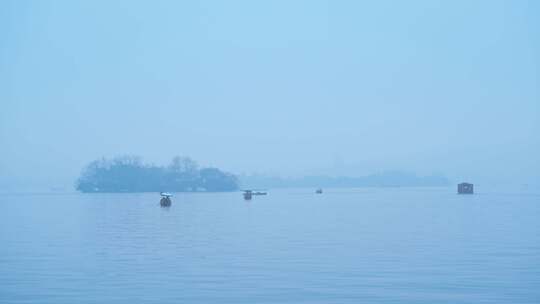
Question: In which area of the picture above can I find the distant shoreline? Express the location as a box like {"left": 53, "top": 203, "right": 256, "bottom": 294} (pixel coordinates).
{"left": 239, "top": 172, "right": 451, "bottom": 189}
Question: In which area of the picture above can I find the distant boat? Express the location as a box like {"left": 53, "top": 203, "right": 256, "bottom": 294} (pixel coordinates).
{"left": 316, "top": 188, "right": 323, "bottom": 194}
{"left": 242, "top": 189, "right": 267, "bottom": 200}
{"left": 160, "top": 192, "right": 172, "bottom": 207}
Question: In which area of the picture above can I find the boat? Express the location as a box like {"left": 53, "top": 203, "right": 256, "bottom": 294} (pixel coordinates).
{"left": 160, "top": 192, "right": 172, "bottom": 207}
{"left": 316, "top": 188, "right": 323, "bottom": 194}
{"left": 242, "top": 189, "right": 267, "bottom": 200}
{"left": 160, "top": 196, "right": 172, "bottom": 207}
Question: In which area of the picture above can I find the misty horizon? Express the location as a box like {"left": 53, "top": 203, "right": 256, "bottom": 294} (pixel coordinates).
{"left": 1, "top": 1, "right": 539, "bottom": 303}
{"left": 0, "top": 152, "right": 528, "bottom": 192}
{"left": 1, "top": 1, "right": 539, "bottom": 191}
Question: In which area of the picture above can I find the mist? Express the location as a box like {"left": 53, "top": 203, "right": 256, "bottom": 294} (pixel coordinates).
{"left": 1, "top": 0, "right": 538, "bottom": 191}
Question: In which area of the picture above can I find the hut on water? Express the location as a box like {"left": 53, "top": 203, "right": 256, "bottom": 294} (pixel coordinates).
{"left": 457, "top": 182, "right": 474, "bottom": 194}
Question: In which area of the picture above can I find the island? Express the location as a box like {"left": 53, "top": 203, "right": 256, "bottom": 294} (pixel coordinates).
{"left": 76, "top": 156, "right": 238, "bottom": 193}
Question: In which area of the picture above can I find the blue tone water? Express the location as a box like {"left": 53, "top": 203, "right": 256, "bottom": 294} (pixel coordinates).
{"left": 1, "top": 187, "right": 539, "bottom": 303}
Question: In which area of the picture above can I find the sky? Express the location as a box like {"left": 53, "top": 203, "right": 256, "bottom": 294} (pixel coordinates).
{"left": 1, "top": 0, "right": 539, "bottom": 190}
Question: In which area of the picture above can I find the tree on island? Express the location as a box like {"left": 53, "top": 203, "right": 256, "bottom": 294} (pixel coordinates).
{"left": 76, "top": 156, "right": 238, "bottom": 193}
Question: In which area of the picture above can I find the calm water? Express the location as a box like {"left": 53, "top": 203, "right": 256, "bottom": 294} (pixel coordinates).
{"left": 1, "top": 187, "right": 539, "bottom": 303}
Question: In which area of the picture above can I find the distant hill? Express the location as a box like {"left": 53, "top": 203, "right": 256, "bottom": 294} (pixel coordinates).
{"left": 239, "top": 171, "right": 450, "bottom": 189}
{"left": 76, "top": 156, "right": 238, "bottom": 193}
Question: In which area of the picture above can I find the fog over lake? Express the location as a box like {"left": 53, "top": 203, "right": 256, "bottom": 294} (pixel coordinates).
{"left": 1, "top": 2, "right": 539, "bottom": 303}
{"left": 1, "top": 0, "right": 538, "bottom": 191}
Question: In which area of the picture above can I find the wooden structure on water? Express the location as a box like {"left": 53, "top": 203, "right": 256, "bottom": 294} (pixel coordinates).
{"left": 457, "top": 182, "right": 474, "bottom": 194}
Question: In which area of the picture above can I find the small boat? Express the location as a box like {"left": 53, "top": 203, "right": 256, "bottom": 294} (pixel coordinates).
{"left": 316, "top": 188, "right": 323, "bottom": 194}
{"left": 243, "top": 189, "right": 267, "bottom": 200}
{"left": 160, "top": 192, "right": 172, "bottom": 207}
{"left": 160, "top": 196, "right": 172, "bottom": 207}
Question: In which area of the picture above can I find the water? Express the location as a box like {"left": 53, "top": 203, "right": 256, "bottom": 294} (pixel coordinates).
{"left": 1, "top": 187, "right": 539, "bottom": 303}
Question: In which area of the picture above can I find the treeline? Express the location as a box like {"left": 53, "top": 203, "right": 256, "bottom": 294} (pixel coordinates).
{"left": 239, "top": 171, "right": 450, "bottom": 189}
{"left": 76, "top": 156, "right": 238, "bottom": 193}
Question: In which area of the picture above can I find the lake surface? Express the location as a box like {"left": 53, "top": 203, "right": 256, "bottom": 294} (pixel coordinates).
{"left": 1, "top": 187, "right": 539, "bottom": 303}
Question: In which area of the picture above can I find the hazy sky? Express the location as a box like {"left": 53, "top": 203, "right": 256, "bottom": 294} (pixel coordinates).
{"left": 1, "top": 0, "right": 539, "bottom": 189}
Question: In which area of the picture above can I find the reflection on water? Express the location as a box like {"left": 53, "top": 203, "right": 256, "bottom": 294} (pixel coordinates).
{"left": 1, "top": 187, "right": 539, "bottom": 303}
